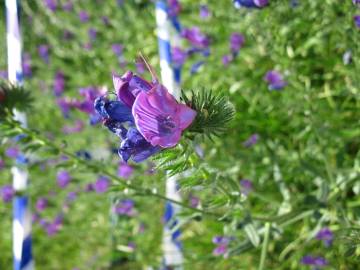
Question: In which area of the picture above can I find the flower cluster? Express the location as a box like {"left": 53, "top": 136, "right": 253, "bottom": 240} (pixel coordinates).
{"left": 94, "top": 71, "right": 196, "bottom": 163}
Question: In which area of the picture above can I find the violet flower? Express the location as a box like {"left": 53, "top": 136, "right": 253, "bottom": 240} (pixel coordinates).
{"left": 79, "top": 11, "right": 89, "bottom": 22}
{"left": 200, "top": 4, "right": 210, "bottom": 19}
{"left": 301, "top": 255, "right": 328, "bottom": 267}
{"left": 243, "top": 133, "right": 259, "bottom": 147}
{"left": 53, "top": 71, "right": 65, "bottom": 96}
{"left": 133, "top": 84, "right": 197, "bottom": 148}
{"left": 168, "top": 0, "right": 181, "bottom": 17}
{"left": 62, "top": 1, "right": 73, "bottom": 11}
{"left": 240, "top": 179, "right": 253, "bottom": 195}
{"left": 189, "top": 195, "right": 200, "bottom": 208}
{"left": 233, "top": 0, "right": 269, "bottom": 8}
{"left": 6, "top": 147, "right": 19, "bottom": 158}
{"left": 118, "top": 162, "right": 134, "bottom": 179}
{"left": 114, "top": 199, "right": 135, "bottom": 216}
{"left": 316, "top": 227, "right": 333, "bottom": 247}
{"left": 23, "top": 53, "right": 32, "bottom": 77}
{"left": 0, "top": 185, "right": 15, "bottom": 203}
{"left": 230, "top": 33, "right": 245, "bottom": 54}
{"left": 136, "top": 62, "right": 145, "bottom": 74}
{"left": 222, "top": 55, "right": 232, "bottom": 66}
{"left": 67, "top": 191, "right": 77, "bottom": 202}
{"left": 36, "top": 197, "right": 48, "bottom": 212}
{"left": 46, "top": 215, "right": 63, "bottom": 236}
{"left": 264, "top": 70, "right": 287, "bottom": 90}
{"left": 172, "top": 47, "right": 187, "bottom": 67}
{"left": 43, "top": 0, "right": 57, "bottom": 11}
{"left": 57, "top": 98, "right": 72, "bottom": 117}
{"left": 354, "top": 15, "right": 360, "bottom": 28}
{"left": 57, "top": 170, "right": 71, "bottom": 188}
{"left": 212, "top": 236, "right": 231, "bottom": 257}
{"left": 88, "top": 28, "right": 97, "bottom": 41}
{"left": 38, "top": 45, "right": 49, "bottom": 63}
{"left": 94, "top": 176, "right": 109, "bottom": 193}
{"left": 112, "top": 44, "right": 123, "bottom": 56}
{"left": 181, "top": 27, "right": 209, "bottom": 48}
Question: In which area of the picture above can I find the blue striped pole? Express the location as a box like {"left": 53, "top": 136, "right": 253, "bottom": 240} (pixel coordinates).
{"left": 6, "top": 0, "right": 34, "bottom": 269}
{"left": 155, "top": 1, "right": 184, "bottom": 269}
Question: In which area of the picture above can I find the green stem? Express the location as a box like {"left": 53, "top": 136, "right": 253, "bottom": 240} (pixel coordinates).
{"left": 258, "top": 222, "right": 271, "bottom": 270}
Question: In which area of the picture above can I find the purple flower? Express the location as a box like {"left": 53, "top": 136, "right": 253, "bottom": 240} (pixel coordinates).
{"left": 36, "top": 198, "right": 48, "bottom": 212}
{"left": 222, "top": 55, "right": 232, "bottom": 66}
{"left": 240, "top": 179, "right": 253, "bottom": 195}
{"left": 112, "top": 44, "right": 123, "bottom": 56}
{"left": 57, "top": 170, "right": 71, "bottom": 188}
{"left": 200, "top": 4, "right": 210, "bottom": 19}
{"left": 233, "top": 0, "right": 269, "bottom": 8}
{"left": 301, "top": 255, "right": 328, "bottom": 267}
{"left": 102, "top": 16, "right": 110, "bottom": 25}
{"left": 136, "top": 62, "right": 145, "bottom": 74}
{"left": 88, "top": 28, "right": 97, "bottom": 40}
{"left": 57, "top": 98, "right": 72, "bottom": 117}
{"left": 53, "top": 71, "right": 65, "bottom": 96}
{"left": 43, "top": 0, "right": 57, "bottom": 11}
{"left": 133, "top": 84, "right": 197, "bottom": 148}
{"left": 6, "top": 147, "right": 19, "bottom": 158}
{"left": 354, "top": 15, "right": 360, "bottom": 28}
{"left": 23, "top": 53, "right": 32, "bottom": 77}
{"left": 62, "top": 120, "right": 84, "bottom": 134}
{"left": 118, "top": 162, "right": 134, "bottom": 179}
{"left": 316, "top": 227, "right": 333, "bottom": 247}
{"left": 168, "top": 0, "right": 181, "bottom": 17}
{"left": 1, "top": 185, "right": 15, "bottom": 203}
{"left": 230, "top": 33, "right": 245, "bottom": 54}
{"left": 264, "top": 70, "right": 287, "bottom": 90}
{"left": 243, "top": 133, "right": 259, "bottom": 147}
{"left": 79, "top": 11, "right": 89, "bottom": 22}
{"left": 353, "top": 0, "right": 360, "bottom": 5}
{"left": 67, "top": 191, "right": 77, "bottom": 202}
{"left": 38, "top": 45, "right": 49, "bottom": 63}
{"left": 189, "top": 195, "right": 200, "bottom": 208}
{"left": 172, "top": 47, "right": 187, "bottom": 67}
{"left": 62, "top": 1, "right": 73, "bottom": 11}
{"left": 0, "top": 70, "right": 8, "bottom": 79}
{"left": 212, "top": 236, "right": 231, "bottom": 257}
{"left": 84, "top": 183, "right": 94, "bottom": 192}
{"left": 181, "top": 27, "right": 209, "bottom": 48}
{"left": 46, "top": 215, "right": 63, "bottom": 236}
{"left": 94, "top": 176, "right": 109, "bottom": 193}
{"left": 114, "top": 199, "right": 135, "bottom": 216}
{"left": 0, "top": 159, "right": 5, "bottom": 170}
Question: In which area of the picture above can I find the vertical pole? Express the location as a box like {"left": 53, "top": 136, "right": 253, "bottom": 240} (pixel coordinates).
{"left": 6, "top": 0, "right": 34, "bottom": 269}
{"left": 155, "top": 1, "right": 183, "bottom": 269}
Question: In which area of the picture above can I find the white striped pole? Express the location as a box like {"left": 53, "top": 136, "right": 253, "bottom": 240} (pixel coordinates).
{"left": 6, "top": 0, "right": 34, "bottom": 269}
{"left": 155, "top": 1, "right": 184, "bottom": 269}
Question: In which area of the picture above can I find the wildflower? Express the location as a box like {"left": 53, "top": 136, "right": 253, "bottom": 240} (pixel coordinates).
{"left": 172, "top": 47, "right": 187, "bottom": 67}
{"left": 200, "top": 4, "right": 210, "bottom": 19}
{"left": 189, "top": 195, "right": 200, "bottom": 208}
{"left": 0, "top": 185, "right": 15, "bottom": 203}
{"left": 181, "top": 27, "right": 209, "bottom": 48}
{"left": 168, "top": 0, "right": 181, "bottom": 17}
{"left": 36, "top": 197, "right": 48, "bottom": 212}
{"left": 264, "top": 70, "right": 287, "bottom": 90}
{"left": 222, "top": 55, "right": 232, "bottom": 66}
{"left": 79, "top": 11, "right": 89, "bottom": 22}
{"left": 67, "top": 191, "right": 77, "bottom": 202}
{"left": 62, "top": 1, "right": 73, "bottom": 11}
{"left": 118, "top": 162, "right": 134, "bottom": 179}
{"left": 354, "top": 15, "right": 360, "bottom": 28}
{"left": 133, "top": 84, "right": 196, "bottom": 148}
{"left": 88, "top": 28, "right": 97, "bottom": 41}
{"left": 112, "top": 44, "right": 123, "bottom": 56}
{"left": 43, "top": 0, "right": 57, "bottom": 11}
{"left": 38, "top": 45, "right": 49, "bottom": 63}
{"left": 114, "top": 199, "right": 136, "bottom": 216}
{"left": 233, "top": 0, "right": 269, "bottom": 8}
{"left": 53, "top": 71, "right": 65, "bottom": 97}
{"left": 23, "top": 53, "right": 32, "bottom": 77}
{"left": 212, "top": 236, "right": 231, "bottom": 257}
{"left": 243, "top": 133, "right": 259, "bottom": 147}
{"left": 316, "top": 227, "right": 333, "bottom": 247}
{"left": 94, "top": 176, "right": 110, "bottom": 193}
{"left": 230, "top": 33, "right": 245, "bottom": 54}
{"left": 301, "top": 255, "right": 328, "bottom": 267}
{"left": 46, "top": 215, "right": 63, "bottom": 236}
{"left": 240, "top": 179, "right": 253, "bottom": 195}
{"left": 6, "top": 147, "right": 19, "bottom": 158}
{"left": 57, "top": 170, "right": 71, "bottom": 188}
{"left": 136, "top": 62, "right": 145, "bottom": 74}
